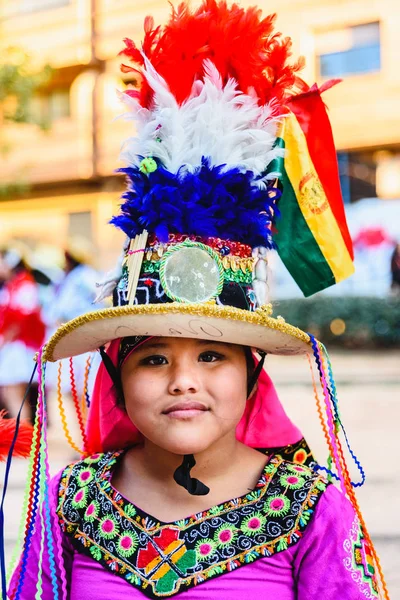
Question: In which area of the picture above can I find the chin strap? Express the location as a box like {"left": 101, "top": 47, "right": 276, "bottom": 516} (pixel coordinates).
{"left": 247, "top": 351, "right": 267, "bottom": 397}
{"left": 173, "top": 454, "right": 210, "bottom": 496}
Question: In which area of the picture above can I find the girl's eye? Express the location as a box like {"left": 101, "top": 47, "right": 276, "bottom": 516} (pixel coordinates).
{"left": 199, "top": 351, "right": 223, "bottom": 363}
{"left": 140, "top": 355, "right": 167, "bottom": 366}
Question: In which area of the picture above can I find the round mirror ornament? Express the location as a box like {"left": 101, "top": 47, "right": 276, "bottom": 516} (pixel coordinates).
{"left": 159, "top": 240, "right": 224, "bottom": 303}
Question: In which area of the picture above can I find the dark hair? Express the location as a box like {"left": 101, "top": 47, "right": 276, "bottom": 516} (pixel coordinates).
{"left": 64, "top": 252, "right": 81, "bottom": 270}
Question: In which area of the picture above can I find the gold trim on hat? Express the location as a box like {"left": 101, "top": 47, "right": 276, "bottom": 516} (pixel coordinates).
{"left": 42, "top": 302, "right": 311, "bottom": 362}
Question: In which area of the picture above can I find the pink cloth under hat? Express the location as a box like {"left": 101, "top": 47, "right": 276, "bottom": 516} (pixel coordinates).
{"left": 86, "top": 339, "right": 302, "bottom": 454}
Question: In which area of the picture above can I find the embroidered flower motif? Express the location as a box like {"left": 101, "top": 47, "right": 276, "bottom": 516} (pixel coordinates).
{"left": 84, "top": 500, "right": 99, "bottom": 522}
{"left": 287, "top": 463, "right": 308, "bottom": 474}
{"left": 84, "top": 453, "right": 103, "bottom": 464}
{"left": 280, "top": 473, "right": 305, "bottom": 489}
{"left": 315, "top": 479, "right": 328, "bottom": 492}
{"left": 124, "top": 504, "right": 137, "bottom": 518}
{"left": 293, "top": 449, "right": 308, "bottom": 464}
{"left": 241, "top": 512, "right": 266, "bottom": 536}
{"left": 214, "top": 524, "right": 236, "bottom": 547}
{"left": 277, "top": 537, "right": 288, "bottom": 551}
{"left": 264, "top": 462, "right": 278, "bottom": 474}
{"left": 99, "top": 515, "right": 119, "bottom": 539}
{"left": 264, "top": 494, "right": 291, "bottom": 517}
{"left": 195, "top": 538, "right": 216, "bottom": 560}
{"left": 90, "top": 545, "right": 102, "bottom": 561}
{"left": 208, "top": 505, "right": 224, "bottom": 515}
{"left": 117, "top": 532, "right": 139, "bottom": 557}
{"left": 77, "top": 466, "right": 95, "bottom": 487}
{"left": 71, "top": 487, "right": 87, "bottom": 508}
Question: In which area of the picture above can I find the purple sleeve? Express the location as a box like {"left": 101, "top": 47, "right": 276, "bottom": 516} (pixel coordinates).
{"left": 293, "top": 484, "right": 379, "bottom": 599}
{"left": 8, "top": 469, "right": 73, "bottom": 599}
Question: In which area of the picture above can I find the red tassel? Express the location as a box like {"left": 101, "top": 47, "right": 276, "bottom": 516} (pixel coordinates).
{"left": 0, "top": 410, "right": 33, "bottom": 461}
{"left": 120, "top": 0, "right": 307, "bottom": 108}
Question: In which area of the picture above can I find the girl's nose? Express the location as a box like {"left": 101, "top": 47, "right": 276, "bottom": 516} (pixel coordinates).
{"left": 168, "top": 362, "right": 201, "bottom": 395}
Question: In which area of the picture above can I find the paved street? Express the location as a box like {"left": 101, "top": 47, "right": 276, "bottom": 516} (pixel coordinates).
{"left": 1, "top": 350, "right": 399, "bottom": 597}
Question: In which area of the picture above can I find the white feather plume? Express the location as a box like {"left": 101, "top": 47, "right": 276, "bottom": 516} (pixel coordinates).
{"left": 94, "top": 236, "right": 130, "bottom": 302}
{"left": 118, "top": 56, "right": 282, "bottom": 176}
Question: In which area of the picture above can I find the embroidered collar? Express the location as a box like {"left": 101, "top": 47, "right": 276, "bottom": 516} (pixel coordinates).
{"left": 57, "top": 451, "right": 327, "bottom": 598}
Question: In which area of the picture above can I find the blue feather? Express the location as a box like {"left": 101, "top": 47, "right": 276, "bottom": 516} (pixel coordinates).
{"left": 111, "top": 159, "right": 281, "bottom": 248}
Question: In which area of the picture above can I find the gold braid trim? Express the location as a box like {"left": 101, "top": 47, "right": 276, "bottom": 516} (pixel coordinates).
{"left": 43, "top": 303, "right": 311, "bottom": 362}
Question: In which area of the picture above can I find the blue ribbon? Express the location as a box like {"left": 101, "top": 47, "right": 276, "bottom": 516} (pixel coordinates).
{"left": 0, "top": 364, "right": 37, "bottom": 600}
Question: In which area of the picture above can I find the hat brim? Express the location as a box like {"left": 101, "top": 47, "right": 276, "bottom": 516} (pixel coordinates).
{"left": 43, "top": 303, "right": 311, "bottom": 362}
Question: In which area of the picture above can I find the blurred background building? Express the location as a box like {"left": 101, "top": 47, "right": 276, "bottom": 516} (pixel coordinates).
{"left": 1, "top": 0, "right": 400, "bottom": 291}
{"left": 277, "top": 0, "right": 400, "bottom": 204}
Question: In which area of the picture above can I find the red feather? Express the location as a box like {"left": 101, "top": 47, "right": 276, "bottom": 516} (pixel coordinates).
{"left": 120, "top": 0, "right": 307, "bottom": 107}
{"left": 0, "top": 411, "right": 33, "bottom": 461}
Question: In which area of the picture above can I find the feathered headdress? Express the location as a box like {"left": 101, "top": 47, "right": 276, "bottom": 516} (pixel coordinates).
{"left": 111, "top": 1, "right": 306, "bottom": 250}
{"left": 110, "top": 0, "right": 353, "bottom": 297}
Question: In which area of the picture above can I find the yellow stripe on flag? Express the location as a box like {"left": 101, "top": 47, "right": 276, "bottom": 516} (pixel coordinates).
{"left": 282, "top": 112, "right": 354, "bottom": 283}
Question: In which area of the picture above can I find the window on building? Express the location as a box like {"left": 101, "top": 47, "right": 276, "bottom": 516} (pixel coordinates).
{"left": 317, "top": 22, "right": 381, "bottom": 78}
{"left": 18, "top": 0, "right": 69, "bottom": 13}
{"left": 68, "top": 212, "right": 93, "bottom": 241}
{"left": 30, "top": 88, "right": 70, "bottom": 125}
{"left": 337, "top": 151, "right": 377, "bottom": 203}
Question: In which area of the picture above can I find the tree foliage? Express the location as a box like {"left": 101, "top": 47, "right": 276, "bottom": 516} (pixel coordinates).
{"left": 0, "top": 46, "right": 52, "bottom": 128}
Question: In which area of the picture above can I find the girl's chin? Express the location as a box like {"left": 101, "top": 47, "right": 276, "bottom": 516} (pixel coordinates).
{"left": 159, "top": 440, "right": 214, "bottom": 456}
{"left": 148, "top": 432, "right": 221, "bottom": 456}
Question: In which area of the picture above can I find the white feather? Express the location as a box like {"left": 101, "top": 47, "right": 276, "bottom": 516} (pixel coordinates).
{"left": 119, "top": 56, "right": 281, "bottom": 175}
{"left": 94, "top": 237, "right": 129, "bottom": 302}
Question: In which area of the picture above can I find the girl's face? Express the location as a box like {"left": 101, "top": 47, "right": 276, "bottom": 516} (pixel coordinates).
{"left": 121, "top": 337, "right": 248, "bottom": 455}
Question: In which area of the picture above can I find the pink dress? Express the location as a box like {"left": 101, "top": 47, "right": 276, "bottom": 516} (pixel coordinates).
{"left": 9, "top": 451, "right": 379, "bottom": 599}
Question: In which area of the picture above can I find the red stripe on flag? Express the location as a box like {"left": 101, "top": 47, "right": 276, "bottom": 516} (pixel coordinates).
{"left": 287, "top": 82, "right": 354, "bottom": 260}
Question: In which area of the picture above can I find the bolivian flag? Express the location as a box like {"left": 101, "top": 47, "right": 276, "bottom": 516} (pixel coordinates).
{"left": 271, "top": 82, "right": 354, "bottom": 297}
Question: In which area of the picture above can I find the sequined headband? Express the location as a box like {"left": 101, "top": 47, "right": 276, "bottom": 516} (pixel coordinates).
{"left": 118, "top": 336, "right": 150, "bottom": 368}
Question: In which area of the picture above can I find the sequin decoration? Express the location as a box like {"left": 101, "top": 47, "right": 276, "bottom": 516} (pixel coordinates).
{"left": 141, "top": 260, "right": 253, "bottom": 285}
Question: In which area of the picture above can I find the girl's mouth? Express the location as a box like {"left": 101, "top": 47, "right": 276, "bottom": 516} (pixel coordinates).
{"left": 163, "top": 401, "right": 209, "bottom": 419}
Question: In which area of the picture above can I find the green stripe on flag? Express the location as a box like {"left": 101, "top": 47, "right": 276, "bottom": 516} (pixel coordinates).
{"left": 271, "top": 138, "right": 336, "bottom": 297}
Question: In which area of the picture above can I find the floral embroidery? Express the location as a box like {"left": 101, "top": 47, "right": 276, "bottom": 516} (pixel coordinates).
{"left": 99, "top": 515, "right": 119, "bottom": 539}
{"left": 343, "top": 515, "right": 379, "bottom": 598}
{"left": 117, "top": 532, "right": 139, "bottom": 557}
{"left": 85, "top": 500, "right": 99, "bottom": 522}
{"left": 71, "top": 487, "right": 87, "bottom": 508}
{"left": 57, "top": 451, "right": 328, "bottom": 598}
{"left": 241, "top": 512, "right": 266, "bottom": 536}
{"left": 279, "top": 473, "right": 305, "bottom": 489}
{"left": 214, "top": 524, "right": 236, "bottom": 547}
{"left": 263, "top": 437, "right": 316, "bottom": 469}
{"left": 76, "top": 466, "right": 95, "bottom": 487}
{"left": 265, "top": 494, "right": 291, "bottom": 517}
{"left": 195, "top": 538, "right": 216, "bottom": 561}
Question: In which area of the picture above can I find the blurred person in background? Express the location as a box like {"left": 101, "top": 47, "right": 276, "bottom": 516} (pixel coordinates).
{"left": 44, "top": 236, "right": 101, "bottom": 398}
{"left": 45, "top": 236, "right": 98, "bottom": 328}
{"left": 390, "top": 242, "right": 400, "bottom": 294}
{"left": 0, "top": 243, "right": 45, "bottom": 420}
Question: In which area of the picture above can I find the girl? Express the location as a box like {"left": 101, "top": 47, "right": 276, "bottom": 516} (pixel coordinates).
{"left": 7, "top": 336, "right": 381, "bottom": 598}
{"left": 4, "top": 1, "right": 388, "bottom": 598}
